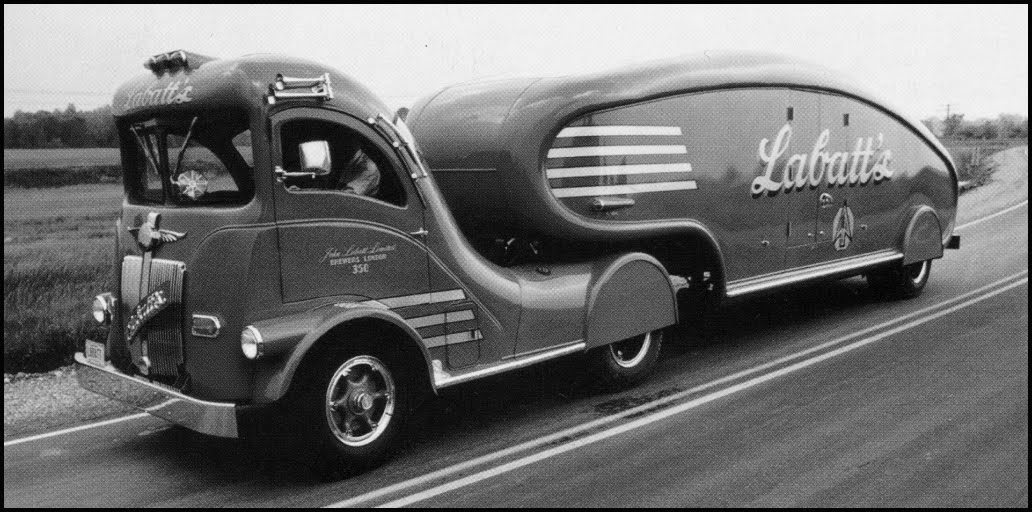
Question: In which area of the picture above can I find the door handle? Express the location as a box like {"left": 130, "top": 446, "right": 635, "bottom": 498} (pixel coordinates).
{"left": 409, "top": 228, "right": 428, "bottom": 238}
{"left": 819, "top": 193, "right": 834, "bottom": 208}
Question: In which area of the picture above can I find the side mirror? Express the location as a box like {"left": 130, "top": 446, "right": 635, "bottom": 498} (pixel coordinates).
{"left": 299, "top": 140, "right": 332, "bottom": 176}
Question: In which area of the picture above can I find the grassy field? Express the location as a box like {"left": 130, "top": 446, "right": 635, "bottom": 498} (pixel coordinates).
{"left": 941, "top": 139, "right": 1027, "bottom": 187}
{"left": 4, "top": 148, "right": 121, "bottom": 170}
{"left": 3, "top": 183, "right": 121, "bottom": 373}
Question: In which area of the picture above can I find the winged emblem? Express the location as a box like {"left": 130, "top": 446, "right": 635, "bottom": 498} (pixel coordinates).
{"left": 127, "top": 212, "right": 186, "bottom": 252}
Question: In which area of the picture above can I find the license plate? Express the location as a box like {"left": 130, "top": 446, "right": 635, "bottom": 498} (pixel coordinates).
{"left": 85, "top": 340, "right": 106, "bottom": 366}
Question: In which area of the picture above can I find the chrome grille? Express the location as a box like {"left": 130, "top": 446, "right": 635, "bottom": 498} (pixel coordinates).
{"left": 121, "top": 256, "right": 186, "bottom": 380}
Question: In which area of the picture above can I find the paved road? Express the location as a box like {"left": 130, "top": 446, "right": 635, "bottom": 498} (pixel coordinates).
{"left": 4, "top": 191, "right": 1027, "bottom": 505}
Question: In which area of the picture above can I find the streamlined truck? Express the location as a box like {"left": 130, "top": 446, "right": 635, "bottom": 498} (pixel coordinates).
{"left": 77, "top": 50, "right": 958, "bottom": 473}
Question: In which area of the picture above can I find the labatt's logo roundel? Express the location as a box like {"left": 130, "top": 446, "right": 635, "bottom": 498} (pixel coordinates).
{"left": 832, "top": 201, "right": 856, "bottom": 251}
{"left": 751, "top": 123, "right": 893, "bottom": 198}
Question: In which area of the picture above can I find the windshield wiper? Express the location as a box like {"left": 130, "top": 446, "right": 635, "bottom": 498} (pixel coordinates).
{"left": 129, "top": 125, "right": 162, "bottom": 177}
{"left": 172, "top": 116, "right": 198, "bottom": 178}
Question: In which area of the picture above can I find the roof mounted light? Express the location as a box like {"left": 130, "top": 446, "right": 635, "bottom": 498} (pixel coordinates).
{"left": 144, "top": 50, "right": 215, "bottom": 75}
{"left": 266, "top": 73, "right": 333, "bottom": 104}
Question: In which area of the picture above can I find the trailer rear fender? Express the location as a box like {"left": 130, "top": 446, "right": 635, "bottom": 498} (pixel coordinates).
{"left": 584, "top": 253, "right": 678, "bottom": 349}
{"left": 250, "top": 306, "right": 433, "bottom": 403}
{"left": 902, "top": 205, "right": 944, "bottom": 265}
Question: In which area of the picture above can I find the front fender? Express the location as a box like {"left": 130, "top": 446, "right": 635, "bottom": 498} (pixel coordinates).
{"left": 584, "top": 252, "right": 678, "bottom": 349}
{"left": 249, "top": 305, "right": 433, "bottom": 403}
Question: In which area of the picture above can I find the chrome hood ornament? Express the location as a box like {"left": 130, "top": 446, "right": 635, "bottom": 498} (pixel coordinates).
{"left": 127, "top": 212, "right": 186, "bottom": 252}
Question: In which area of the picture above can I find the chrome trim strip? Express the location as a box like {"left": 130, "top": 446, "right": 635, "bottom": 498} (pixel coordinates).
{"left": 369, "top": 288, "right": 466, "bottom": 309}
{"left": 74, "top": 353, "right": 238, "bottom": 438}
{"left": 432, "top": 168, "right": 498, "bottom": 173}
{"left": 431, "top": 289, "right": 466, "bottom": 303}
{"left": 447, "top": 310, "right": 476, "bottom": 323}
{"left": 434, "top": 341, "right": 585, "bottom": 388}
{"left": 407, "top": 310, "right": 475, "bottom": 329}
{"left": 408, "top": 313, "right": 447, "bottom": 329}
{"left": 551, "top": 181, "right": 698, "bottom": 198}
{"left": 556, "top": 126, "right": 683, "bottom": 137}
{"left": 423, "top": 329, "right": 483, "bottom": 349}
{"left": 726, "top": 250, "right": 903, "bottom": 298}
{"left": 547, "top": 145, "right": 687, "bottom": 159}
{"left": 546, "top": 162, "right": 692, "bottom": 179}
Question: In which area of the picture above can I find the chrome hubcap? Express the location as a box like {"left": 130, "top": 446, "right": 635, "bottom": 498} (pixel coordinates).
{"left": 325, "top": 356, "right": 395, "bottom": 447}
{"left": 610, "top": 331, "right": 653, "bottom": 368}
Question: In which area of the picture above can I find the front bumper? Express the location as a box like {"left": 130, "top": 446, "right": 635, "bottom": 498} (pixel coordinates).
{"left": 74, "top": 352, "right": 239, "bottom": 438}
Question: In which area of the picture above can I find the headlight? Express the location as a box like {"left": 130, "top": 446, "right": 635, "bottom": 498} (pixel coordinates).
{"left": 241, "top": 326, "right": 264, "bottom": 360}
{"left": 92, "top": 293, "right": 115, "bottom": 325}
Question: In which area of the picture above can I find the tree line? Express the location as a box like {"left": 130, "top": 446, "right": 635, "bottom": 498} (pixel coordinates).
{"left": 922, "top": 113, "right": 1027, "bottom": 141}
{"left": 3, "top": 104, "right": 1028, "bottom": 149}
{"left": 4, "top": 104, "right": 119, "bottom": 148}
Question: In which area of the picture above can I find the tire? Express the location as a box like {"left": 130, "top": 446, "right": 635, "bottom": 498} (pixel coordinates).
{"left": 867, "top": 259, "right": 932, "bottom": 299}
{"left": 292, "top": 342, "right": 411, "bottom": 478}
{"left": 587, "top": 329, "right": 663, "bottom": 391}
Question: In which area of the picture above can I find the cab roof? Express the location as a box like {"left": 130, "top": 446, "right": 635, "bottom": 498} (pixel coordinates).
{"left": 112, "top": 53, "right": 392, "bottom": 120}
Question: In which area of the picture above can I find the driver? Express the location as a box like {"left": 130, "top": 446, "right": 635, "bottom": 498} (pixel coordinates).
{"left": 331, "top": 145, "right": 380, "bottom": 197}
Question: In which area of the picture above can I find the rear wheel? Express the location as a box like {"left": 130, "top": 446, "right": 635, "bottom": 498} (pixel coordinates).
{"left": 293, "top": 343, "right": 412, "bottom": 477}
{"left": 868, "top": 259, "right": 932, "bottom": 299}
{"left": 588, "top": 329, "right": 663, "bottom": 391}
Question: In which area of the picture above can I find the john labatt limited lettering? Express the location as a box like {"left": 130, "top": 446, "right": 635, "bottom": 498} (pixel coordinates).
{"left": 123, "top": 80, "right": 194, "bottom": 110}
{"left": 321, "top": 242, "right": 398, "bottom": 267}
{"left": 751, "top": 123, "right": 894, "bottom": 197}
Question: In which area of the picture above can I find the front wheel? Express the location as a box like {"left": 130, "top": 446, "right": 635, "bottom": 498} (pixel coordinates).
{"left": 587, "top": 329, "right": 663, "bottom": 391}
{"left": 868, "top": 259, "right": 932, "bottom": 299}
{"left": 293, "top": 346, "right": 411, "bottom": 477}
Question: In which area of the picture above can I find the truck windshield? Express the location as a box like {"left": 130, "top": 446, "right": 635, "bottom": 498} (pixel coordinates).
{"left": 123, "top": 110, "right": 254, "bottom": 205}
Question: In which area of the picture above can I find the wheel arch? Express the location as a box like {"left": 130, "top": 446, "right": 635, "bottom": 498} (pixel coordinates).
{"left": 583, "top": 252, "right": 678, "bottom": 349}
{"left": 251, "top": 307, "right": 436, "bottom": 404}
{"left": 901, "top": 205, "right": 944, "bottom": 265}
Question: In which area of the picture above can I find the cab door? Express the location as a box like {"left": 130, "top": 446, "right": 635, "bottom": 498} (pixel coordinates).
{"left": 270, "top": 107, "right": 429, "bottom": 304}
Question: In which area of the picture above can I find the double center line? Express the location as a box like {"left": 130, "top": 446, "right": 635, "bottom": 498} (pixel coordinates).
{"left": 330, "top": 269, "right": 1029, "bottom": 508}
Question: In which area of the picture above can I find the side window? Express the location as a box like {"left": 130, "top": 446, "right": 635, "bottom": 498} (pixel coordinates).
{"left": 280, "top": 119, "right": 406, "bottom": 207}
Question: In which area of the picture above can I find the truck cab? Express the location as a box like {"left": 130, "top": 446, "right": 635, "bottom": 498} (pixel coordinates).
{"left": 77, "top": 51, "right": 679, "bottom": 473}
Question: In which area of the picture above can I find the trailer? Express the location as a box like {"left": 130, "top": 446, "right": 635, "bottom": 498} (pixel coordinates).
{"left": 408, "top": 51, "right": 959, "bottom": 300}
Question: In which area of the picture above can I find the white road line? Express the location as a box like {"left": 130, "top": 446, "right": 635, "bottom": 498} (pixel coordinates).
{"left": 956, "top": 200, "right": 1028, "bottom": 230}
{"left": 327, "top": 269, "right": 1029, "bottom": 508}
{"left": 3, "top": 413, "right": 152, "bottom": 448}
{"left": 377, "top": 276, "right": 1029, "bottom": 508}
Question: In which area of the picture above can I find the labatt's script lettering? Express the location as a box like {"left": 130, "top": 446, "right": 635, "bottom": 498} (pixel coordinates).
{"left": 751, "top": 123, "right": 893, "bottom": 197}
{"left": 123, "top": 80, "right": 194, "bottom": 110}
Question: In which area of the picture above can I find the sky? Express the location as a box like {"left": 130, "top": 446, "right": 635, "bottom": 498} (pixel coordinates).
{"left": 3, "top": 4, "right": 1028, "bottom": 120}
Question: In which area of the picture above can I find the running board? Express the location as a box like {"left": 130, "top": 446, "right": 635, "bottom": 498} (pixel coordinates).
{"left": 725, "top": 250, "right": 903, "bottom": 298}
{"left": 433, "top": 341, "right": 586, "bottom": 389}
